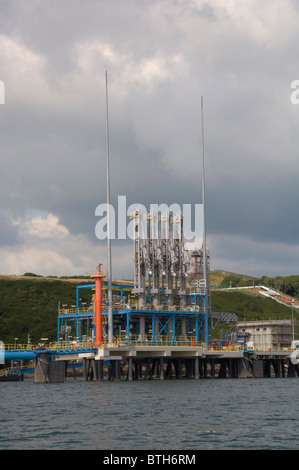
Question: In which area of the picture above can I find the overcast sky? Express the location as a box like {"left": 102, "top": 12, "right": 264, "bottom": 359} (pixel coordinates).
{"left": 1, "top": 0, "right": 299, "bottom": 279}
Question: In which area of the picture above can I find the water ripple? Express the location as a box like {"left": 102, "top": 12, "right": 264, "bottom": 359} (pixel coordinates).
{"left": 1, "top": 378, "right": 299, "bottom": 449}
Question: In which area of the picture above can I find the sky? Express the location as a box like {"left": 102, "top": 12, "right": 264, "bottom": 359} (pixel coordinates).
{"left": 1, "top": 0, "right": 299, "bottom": 279}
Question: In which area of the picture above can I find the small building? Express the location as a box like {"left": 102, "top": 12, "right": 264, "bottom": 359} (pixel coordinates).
{"left": 237, "top": 320, "right": 293, "bottom": 350}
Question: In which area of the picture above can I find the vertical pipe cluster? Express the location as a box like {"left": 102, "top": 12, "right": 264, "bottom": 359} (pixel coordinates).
{"left": 132, "top": 209, "right": 191, "bottom": 308}
{"left": 132, "top": 208, "right": 210, "bottom": 312}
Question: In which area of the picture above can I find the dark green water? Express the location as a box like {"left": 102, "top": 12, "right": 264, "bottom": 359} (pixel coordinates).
{"left": 1, "top": 377, "right": 299, "bottom": 450}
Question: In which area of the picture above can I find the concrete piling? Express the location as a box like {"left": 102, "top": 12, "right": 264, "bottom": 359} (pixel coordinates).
{"left": 35, "top": 353, "right": 65, "bottom": 383}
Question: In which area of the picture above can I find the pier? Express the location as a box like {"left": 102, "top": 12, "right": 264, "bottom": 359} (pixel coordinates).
{"left": 1, "top": 340, "right": 298, "bottom": 382}
{"left": 76, "top": 344, "right": 299, "bottom": 381}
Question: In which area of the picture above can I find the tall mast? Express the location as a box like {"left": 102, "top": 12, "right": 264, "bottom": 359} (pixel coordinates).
{"left": 201, "top": 96, "right": 207, "bottom": 292}
{"left": 105, "top": 71, "right": 113, "bottom": 344}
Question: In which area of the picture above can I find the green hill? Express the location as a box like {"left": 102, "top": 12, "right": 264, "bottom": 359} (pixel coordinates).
{"left": 211, "top": 289, "right": 299, "bottom": 339}
{"left": 211, "top": 290, "right": 295, "bottom": 321}
{"left": 210, "top": 270, "right": 254, "bottom": 287}
{"left": 0, "top": 275, "right": 93, "bottom": 344}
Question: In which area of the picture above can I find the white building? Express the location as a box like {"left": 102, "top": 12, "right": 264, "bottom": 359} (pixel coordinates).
{"left": 237, "top": 320, "right": 293, "bottom": 350}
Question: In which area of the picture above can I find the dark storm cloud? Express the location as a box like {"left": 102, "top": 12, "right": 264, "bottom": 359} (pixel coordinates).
{"left": 1, "top": 0, "right": 299, "bottom": 276}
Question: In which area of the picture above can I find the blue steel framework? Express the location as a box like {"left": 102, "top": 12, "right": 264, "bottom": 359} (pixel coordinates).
{"left": 57, "top": 283, "right": 208, "bottom": 347}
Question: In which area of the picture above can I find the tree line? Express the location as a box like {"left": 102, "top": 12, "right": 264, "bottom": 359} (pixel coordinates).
{"left": 220, "top": 274, "right": 299, "bottom": 299}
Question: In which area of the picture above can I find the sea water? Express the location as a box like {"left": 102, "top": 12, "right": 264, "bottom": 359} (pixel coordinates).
{"left": 0, "top": 377, "right": 299, "bottom": 450}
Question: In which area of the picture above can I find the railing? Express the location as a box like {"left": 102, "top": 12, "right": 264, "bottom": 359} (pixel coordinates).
{"left": 3, "top": 340, "right": 99, "bottom": 352}
{"left": 3, "top": 340, "right": 298, "bottom": 354}
{"left": 90, "top": 268, "right": 106, "bottom": 277}
{"left": 0, "top": 367, "right": 18, "bottom": 376}
{"left": 208, "top": 345, "right": 297, "bottom": 352}
{"left": 4, "top": 344, "right": 34, "bottom": 351}
{"left": 0, "top": 366, "right": 33, "bottom": 376}
{"left": 254, "top": 346, "right": 295, "bottom": 352}
{"left": 51, "top": 340, "right": 100, "bottom": 351}
{"left": 59, "top": 307, "right": 94, "bottom": 315}
{"left": 59, "top": 304, "right": 207, "bottom": 315}
{"left": 208, "top": 344, "right": 247, "bottom": 352}
{"left": 110, "top": 335, "right": 206, "bottom": 348}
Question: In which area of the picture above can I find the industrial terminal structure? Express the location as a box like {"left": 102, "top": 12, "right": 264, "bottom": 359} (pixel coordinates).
{"left": 57, "top": 208, "right": 211, "bottom": 349}
{"left": 1, "top": 84, "right": 299, "bottom": 383}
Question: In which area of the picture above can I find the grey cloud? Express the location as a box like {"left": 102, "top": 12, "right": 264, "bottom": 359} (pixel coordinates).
{"left": 0, "top": 212, "right": 19, "bottom": 246}
{"left": 1, "top": 0, "right": 299, "bottom": 277}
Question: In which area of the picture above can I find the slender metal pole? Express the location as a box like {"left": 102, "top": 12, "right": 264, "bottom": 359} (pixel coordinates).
{"left": 105, "top": 71, "right": 113, "bottom": 344}
{"left": 201, "top": 96, "right": 207, "bottom": 290}
{"left": 292, "top": 302, "right": 295, "bottom": 343}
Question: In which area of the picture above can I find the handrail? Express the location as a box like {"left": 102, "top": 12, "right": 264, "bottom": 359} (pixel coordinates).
{"left": 3, "top": 340, "right": 100, "bottom": 352}
{"left": 58, "top": 304, "right": 207, "bottom": 315}
{"left": 110, "top": 335, "right": 206, "bottom": 348}
{"left": 0, "top": 366, "right": 32, "bottom": 377}
{"left": 254, "top": 346, "right": 294, "bottom": 352}
{"left": 90, "top": 266, "right": 106, "bottom": 277}
{"left": 59, "top": 307, "right": 94, "bottom": 315}
{"left": 4, "top": 344, "right": 34, "bottom": 351}
{"left": 2, "top": 341, "right": 298, "bottom": 354}
{"left": 0, "top": 368, "right": 13, "bottom": 376}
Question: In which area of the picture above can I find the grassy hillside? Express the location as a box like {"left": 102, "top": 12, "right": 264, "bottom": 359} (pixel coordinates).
{"left": 0, "top": 276, "right": 93, "bottom": 344}
{"left": 211, "top": 290, "right": 294, "bottom": 321}
{"left": 210, "top": 270, "right": 253, "bottom": 287}
{"left": 211, "top": 289, "right": 299, "bottom": 339}
{"left": 212, "top": 271, "right": 299, "bottom": 299}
